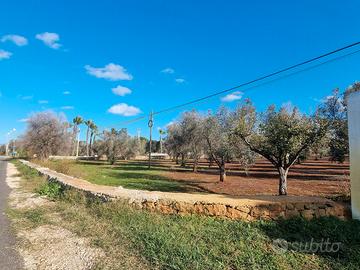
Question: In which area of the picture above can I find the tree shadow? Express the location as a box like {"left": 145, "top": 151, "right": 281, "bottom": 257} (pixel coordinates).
{"left": 258, "top": 217, "right": 360, "bottom": 265}
{"left": 104, "top": 170, "right": 211, "bottom": 194}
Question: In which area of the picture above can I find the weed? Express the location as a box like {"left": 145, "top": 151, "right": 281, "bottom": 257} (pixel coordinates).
{"left": 37, "top": 182, "right": 63, "bottom": 199}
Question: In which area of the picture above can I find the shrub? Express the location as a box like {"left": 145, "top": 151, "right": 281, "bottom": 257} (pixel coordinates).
{"left": 37, "top": 182, "right": 63, "bottom": 199}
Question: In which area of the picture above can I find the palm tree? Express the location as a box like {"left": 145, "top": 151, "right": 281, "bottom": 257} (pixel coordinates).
{"left": 89, "top": 123, "right": 98, "bottom": 156}
{"left": 84, "top": 119, "right": 93, "bottom": 156}
{"left": 159, "top": 129, "right": 166, "bottom": 153}
{"left": 72, "top": 116, "right": 83, "bottom": 156}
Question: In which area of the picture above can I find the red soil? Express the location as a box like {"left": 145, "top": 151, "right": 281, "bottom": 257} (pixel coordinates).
{"left": 155, "top": 158, "right": 350, "bottom": 198}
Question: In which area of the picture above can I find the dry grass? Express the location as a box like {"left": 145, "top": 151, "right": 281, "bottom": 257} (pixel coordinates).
{"left": 10, "top": 160, "right": 360, "bottom": 270}
{"left": 10, "top": 160, "right": 150, "bottom": 270}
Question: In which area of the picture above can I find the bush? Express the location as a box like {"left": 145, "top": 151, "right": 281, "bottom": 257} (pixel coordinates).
{"left": 37, "top": 182, "right": 63, "bottom": 199}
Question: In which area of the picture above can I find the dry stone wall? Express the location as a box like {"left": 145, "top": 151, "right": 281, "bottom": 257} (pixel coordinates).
{"left": 20, "top": 160, "right": 351, "bottom": 221}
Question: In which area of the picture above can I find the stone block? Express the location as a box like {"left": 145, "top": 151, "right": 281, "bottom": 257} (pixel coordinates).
{"left": 286, "top": 210, "right": 300, "bottom": 218}
{"left": 301, "top": 209, "right": 314, "bottom": 220}
{"left": 294, "top": 203, "right": 305, "bottom": 210}
{"left": 226, "top": 207, "right": 249, "bottom": 219}
{"left": 235, "top": 205, "right": 251, "bottom": 213}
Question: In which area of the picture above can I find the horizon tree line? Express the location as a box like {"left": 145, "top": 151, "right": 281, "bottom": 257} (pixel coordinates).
{"left": 12, "top": 83, "right": 357, "bottom": 195}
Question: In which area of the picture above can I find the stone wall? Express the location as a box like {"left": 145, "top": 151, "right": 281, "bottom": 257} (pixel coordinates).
{"left": 20, "top": 160, "right": 351, "bottom": 221}
{"left": 132, "top": 197, "right": 350, "bottom": 221}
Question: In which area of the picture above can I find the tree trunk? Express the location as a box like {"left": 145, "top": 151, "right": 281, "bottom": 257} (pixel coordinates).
{"left": 181, "top": 153, "right": 186, "bottom": 167}
{"left": 193, "top": 158, "right": 198, "bottom": 173}
{"left": 209, "top": 156, "right": 213, "bottom": 168}
{"left": 278, "top": 167, "right": 288, "bottom": 195}
{"left": 89, "top": 133, "right": 93, "bottom": 156}
{"left": 175, "top": 153, "right": 179, "bottom": 164}
{"left": 72, "top": 126, "right": 77, "bottom": 156}
{"left": 91, "top": 134, "right": 96, "bottom": 156}
{"left": 219, "top": 161, "right": 226, "bottom": 182}
{"left": 86, "top": 127, "right": 90, "bottom": 156}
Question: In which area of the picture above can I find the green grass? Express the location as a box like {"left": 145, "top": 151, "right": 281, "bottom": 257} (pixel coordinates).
{"left": 34, "top": 159, "right": 197, "bottom": 192}
{"left": 12, "top": 160, "right": 360, "bottom": 270}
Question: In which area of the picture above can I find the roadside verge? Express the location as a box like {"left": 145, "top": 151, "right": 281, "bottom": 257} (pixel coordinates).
{"left": 19, "top": 159, "right": 351, "bottom": 221}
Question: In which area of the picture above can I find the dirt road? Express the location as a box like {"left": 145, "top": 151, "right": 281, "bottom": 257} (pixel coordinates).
{"left": 0, "top": 158, "right": 23, "bottom": 269}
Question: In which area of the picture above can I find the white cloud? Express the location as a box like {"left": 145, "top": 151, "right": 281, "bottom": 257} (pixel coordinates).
{"left": 85, "top": 63, "right": 133, "bottom": 81}
{"left": 108, "top": 103, "right": 141, "bottom": 116}
{"left": 161, "top": 67, "right": 175, "bottom": 74}
{"left": 0, "top": 49, "right": 12, "bottom": 60}
{"left": 1, "top": 34, "right": 28, "bottom": 46}
{"left": 221, "top": 91, "right": 243, "bottom": 102}
{"left": 38, "top": 100, "right": 48, "bottom": 104}
{"left": 35, "top": 32, "right": 62, "bottom": 49}
{"left": 61, "top": 106, "right": 74, "bottom": 110}
{"left": 18, "top": 118, "right": 29, "bottom": 123}
{"left": 112, "top": 85, "right": 132, "bottom": 96}
{"left": 63, "top": 90, "right": 70, "bottom": 95}
{"left": 175, "top": 78, "right": 185, "bottom": 83}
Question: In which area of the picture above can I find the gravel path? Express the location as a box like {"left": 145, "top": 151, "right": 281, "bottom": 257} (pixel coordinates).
{"left": 0, "top": 157, "right": 24, "bottom": 269}
{"left": 6, "top": 160, "right": 104, "bottom": 270}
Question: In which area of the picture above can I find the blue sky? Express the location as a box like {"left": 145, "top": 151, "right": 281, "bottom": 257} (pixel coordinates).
{"left": 1, "top": 0, "right": 360, "bottom": 143}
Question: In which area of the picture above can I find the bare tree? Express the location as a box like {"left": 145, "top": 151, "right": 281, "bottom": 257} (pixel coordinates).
{"left": 233, "top": 100, "right": 328, "bottom": 195}
{"left": 22, "top": 112, "right": 71, "bottom": 159}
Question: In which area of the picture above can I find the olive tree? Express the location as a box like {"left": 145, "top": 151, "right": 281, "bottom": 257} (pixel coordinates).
{"left": 309, "top": 135, "right": 329, "bottom": 160}
{"left": 164, "top": 122, "right": 187, "bottom": 165}
{"left": 23, "top": 112, "right": 72, "bottom": 159}
{"left": 203, "top": 107, "right": 235, "bottom": 182}
{"left": 233, "top": 100, "right": 328, "bottom": 195}
{"left": 178, "top": 111, "right": 205, "bottom": 172}
{"left": 100, "top": 128, "right": 131, "bottom": 164}
{"left": 324, "top": 89, "right": 349, "bottom": 163}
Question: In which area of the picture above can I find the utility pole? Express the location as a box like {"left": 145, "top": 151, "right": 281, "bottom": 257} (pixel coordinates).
{"left": 148, "top": 111, "right": 153, "bottom": 169}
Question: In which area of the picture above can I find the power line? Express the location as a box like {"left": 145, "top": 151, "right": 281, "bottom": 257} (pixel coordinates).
{"left": 154, "top": 41, "right": 360, "bottom": 115}
{"left": 114, "top": 41, "right": 360, "bottom": 126}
